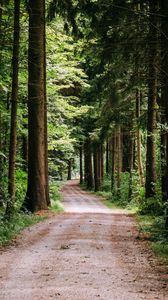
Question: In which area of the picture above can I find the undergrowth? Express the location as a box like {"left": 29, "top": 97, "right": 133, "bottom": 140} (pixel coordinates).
{"left": 49, "top": 181, "right": 64, "bottom": 212}
{"left": 0, "top": 212, "right": 46, "bottom": 246}
{"left": 97, "top": 174, "right": 138, "bottom": 212}
{"left": 0, "top": 180, "right": 64, "bottom": 247}
{"left": 137, "top": 215, "right": 168, "bottom": 263}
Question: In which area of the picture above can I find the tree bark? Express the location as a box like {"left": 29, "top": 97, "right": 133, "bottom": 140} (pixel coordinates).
{"left": 160, "top": 0, "right": 168, "bottom": 228}
{"left": 122, "top": 128, "right": 132, "bottom": 172}
{"left": 111, "top": 132, "right": 117, "bottom": 190}
{"left": 128, "top": 133, "right": 135, "bottom": 200}
{"left": 84, "top": 140, "right": 93, "bottom": 189}
{"left": 6, "top": 0, "right": 20, "bottom": 218}
{"left": 24, "top": 0, "right": 49, "bottom": 212}
{"left": 67, "top": 159, "right": 72, "bottom": 180}
{"left": 100, "top": 144, "right": 104, "bottom": 180}
{"left": 136, "top": 90, "right": 144, "bottom": 186}
{"left": 93, "top": 146, "right": 100, "bottom": 192}
{"left": 43, "top": 1, "right": 50, "bottom": 206}
{"left": 97, "top": 144, "right": 102, "bottom": 190}
{"left": 79, "top": 145, "right": 83, "bottom": 184}
{"left": 106, "top": 139, "right": 109, "bottom": 175}
{"left": 117, "top": 125, "right": 122, "bottom": 190}
{"left": 145, "top": 0, "right": 158, "bottom": 198}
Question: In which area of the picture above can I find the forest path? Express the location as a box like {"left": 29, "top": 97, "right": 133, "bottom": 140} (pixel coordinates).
{"left": 0, "top": 180, "right": 168, "bottom": 300}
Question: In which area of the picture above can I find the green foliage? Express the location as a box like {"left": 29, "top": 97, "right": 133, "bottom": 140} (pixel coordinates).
{"left": 97, "top": 174, "right": 135, "bottom": 211}
{"left": 0, "top": 212, "right": 46, "bottom": 246}
{"left": 112, "top": 172, "right": 130, "bottom": 206}
{"left": 47, "top": 20, "right": 89, "bottom": 179}
{"left": 138, "top": 196, "right": 164, "bottom": 216}
{"left": 49, "top": 181, "right": 64, "bottom": 212}
{"left": 137, "top": 215, "right": 168, "bottom": 262}
{"left": 15, "top": 169, "right": 27, "bottom": 209}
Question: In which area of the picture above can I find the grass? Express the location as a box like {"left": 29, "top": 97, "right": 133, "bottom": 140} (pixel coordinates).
{"left": 137, "top": 215, "right": 168, "bottom": 263}
{"left": 0, "top": 211, "right": 46, "bottom": 247}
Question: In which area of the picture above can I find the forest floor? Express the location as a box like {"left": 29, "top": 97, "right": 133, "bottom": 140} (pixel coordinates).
{"left": 0, "top": 180, "right": 168, "bottom": 300}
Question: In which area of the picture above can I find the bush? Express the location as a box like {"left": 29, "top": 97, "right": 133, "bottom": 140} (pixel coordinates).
{"left": 138, "top": 196, "right": 164, "bottom": 216}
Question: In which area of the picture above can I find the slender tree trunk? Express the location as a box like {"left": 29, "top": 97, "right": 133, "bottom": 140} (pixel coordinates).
{"left": 43, "top": 2, "right": 50, "bottom": 206}
{"left": 117, "top": 125, "right": 122, "bottom": 190}
{"left": 136, "top": 90, "right": 144, "bottom": 186}
{"left": 67, "top": 159, "right": 72, "bottom": 180}
{"left": 97, "top": 144, "right": 102, "bottom": 190}
{"left": 106, "top": 139, "right": 109, "bottom": 175}
{"left": 145, "top": 0, "right": 158, "bottom": 198}
{"left": 111, "top": 132, "right": 117, "bottom": 190}
{"left": 161, "top": 0, "right": 168, "bottom": 228}
{"left": 100, "top": 144, "right": 104, "bottom": 179}
{"left": 79, "top": 145, "right": 83, "bottom": 184}
{"left": 93, "top": 145, "right": 101, "bottom": 192}
{"left": 24, "top": 0, "right": 48, "bottom": 212}
{"left": 93, "top": 148, "right": 98, "bottom": 192}
{"left": 128, "top": 133, "right": 135, "bottom": 200}
{"left": 122, "top": 128, "right": 132, "bottom": 172}
{"left": 6, "top": 0, "right": 20, "bottom": 218}
{"left": 84, "top": 140, "right": 93, "bottom": 189}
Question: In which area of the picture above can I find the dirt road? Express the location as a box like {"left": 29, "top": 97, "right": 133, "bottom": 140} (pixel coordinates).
{"left": 0, "top": 180, "right": 167, "bottom": 300}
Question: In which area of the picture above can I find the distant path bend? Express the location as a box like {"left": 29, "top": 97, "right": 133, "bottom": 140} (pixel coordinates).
{"left": 0, "top": 180, "right": 167, "bottom": 300}
{"left": 61, "top": 179, "right": 112, "bottom": 213}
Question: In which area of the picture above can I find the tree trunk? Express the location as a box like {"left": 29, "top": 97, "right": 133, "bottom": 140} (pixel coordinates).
{"left": 79, "top": 145, "right": 83, "bottom": 184}
{"left": 111, "top": 132, "right": 117, "bottom": 190}
{"left": 43, "top": 1, "right": 50, "bottom": 206}
{"left": 97, "top": 144, "right": 102, "bottom": 190}
{"left": 67, "top": 159, "right": 72, "bottom": 180}
{"left": 24, "top": 0, "right": 49, "bottom": 212}
{"left": 136, "top": 90, "right": 144, "bottom": 186}
{"left": 117, "top": 125, "right": 122, "bottom": 190}
{"left": 128, "top": 133, "right": 135, "bottom": 200}
{"left": 106, "top": 139, "right": 109, "bottom": 175}
{"left": 84, "top": 140, "right": 93, "bottom": 189}
{"left": 161, "top": 0, "right": 168, "bottom": 228}
{"left": 93, "top": 146, "right": 100, "bottom": 192}
{"left": 122, "top": 128, "right": 132, "bottom": 172}
{"left": 145, "top": 0, "right": 158, "bottom": 198}
{"left": 100, "top": 144, "right": 104, "bottom": 179}
{"left": 6, "top": 0, "right": 20, "bottom": 218}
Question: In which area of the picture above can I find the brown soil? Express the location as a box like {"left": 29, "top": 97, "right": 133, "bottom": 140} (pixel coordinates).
{"left": 0, "top": 180, "right": 167, "bottom": 300}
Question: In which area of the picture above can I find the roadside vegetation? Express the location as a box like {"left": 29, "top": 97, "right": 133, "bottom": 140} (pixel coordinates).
{"left": 0, "top": 212, "right": 46, "bottom": 246}
{"left": 81, "top": 175, "right": 168, "bottom": 262}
